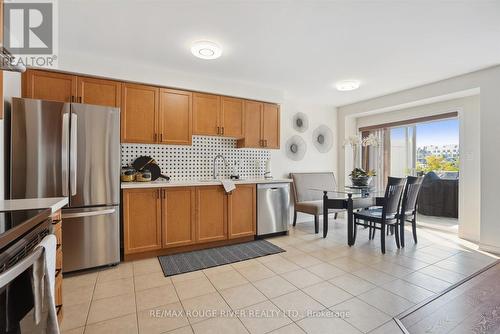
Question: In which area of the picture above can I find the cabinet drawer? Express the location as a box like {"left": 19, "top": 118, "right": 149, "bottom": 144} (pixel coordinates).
{"left": 56, "top": 247, "right": 63, "bottom": 271}
{"left": 53, "top": 223, "right": 62, "bottom": 247}
{"left": 55, "top": 271, "right": 63, "bottom": 307}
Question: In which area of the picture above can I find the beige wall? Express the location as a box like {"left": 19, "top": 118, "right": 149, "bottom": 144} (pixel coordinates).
{"left": 355, "top": 96, "right": 481, "bottom": 242}
{"left": 337, "top": 65, "right": 500, "bottom": 253}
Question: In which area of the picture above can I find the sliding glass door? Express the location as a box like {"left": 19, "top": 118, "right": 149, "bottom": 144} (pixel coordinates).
{"left": 390, "top": 125, "right": 416, "bottom": 177}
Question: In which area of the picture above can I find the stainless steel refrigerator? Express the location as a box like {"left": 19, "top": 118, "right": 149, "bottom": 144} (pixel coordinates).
{"left": 8, "top": 97, "right": 120, "bottom": 272}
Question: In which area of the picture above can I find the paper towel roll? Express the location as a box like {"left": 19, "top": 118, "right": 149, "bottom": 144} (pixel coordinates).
{"left": 265, "top": 159, "right": 272, "bottom": 179}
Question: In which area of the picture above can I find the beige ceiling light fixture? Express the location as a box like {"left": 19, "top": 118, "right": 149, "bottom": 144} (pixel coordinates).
{"left": 335, "top": 80, "right": 361, "bottom": 91}
{"left": 191, "top": 40, "right": 222, "bottom": 59}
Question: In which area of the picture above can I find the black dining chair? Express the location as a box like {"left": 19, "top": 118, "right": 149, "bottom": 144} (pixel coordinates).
{"left": 352, "top": 177, "right": 406, "bottom": 253}
{"left": 399, "top": 176, "right": 424, "bottom": 247}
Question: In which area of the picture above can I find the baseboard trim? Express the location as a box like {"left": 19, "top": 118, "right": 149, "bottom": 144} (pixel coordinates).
{"left": 479, "top": 243, "right": 500, "bottom": 255}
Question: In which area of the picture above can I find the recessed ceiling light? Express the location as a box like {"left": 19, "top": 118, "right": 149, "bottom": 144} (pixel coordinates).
{"left": 191, "top": 40, "right": 222, "bottom": 60}
{"left": 335, "top": 80, "right": 361, "bottom": 91}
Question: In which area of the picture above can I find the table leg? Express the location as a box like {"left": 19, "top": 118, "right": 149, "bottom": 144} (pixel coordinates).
{"left": 347, "top": 194, "right": 353, "bottom": 246}
{"left": 323, "top": 191, "right": 328, "bottom": 238}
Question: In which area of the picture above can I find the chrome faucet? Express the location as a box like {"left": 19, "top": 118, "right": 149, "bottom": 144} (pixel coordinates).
{"left": 213, "top": 154, "right": 229, "bottom": 179}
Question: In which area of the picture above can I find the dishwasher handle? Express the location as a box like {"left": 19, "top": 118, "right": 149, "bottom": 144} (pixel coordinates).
{"left": 257, "top": 183, "right": 290, "bottom": 190}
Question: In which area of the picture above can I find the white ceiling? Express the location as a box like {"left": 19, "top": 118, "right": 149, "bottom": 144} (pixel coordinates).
{"left": 59, "top": 0, "right": 500, "bottom": 106}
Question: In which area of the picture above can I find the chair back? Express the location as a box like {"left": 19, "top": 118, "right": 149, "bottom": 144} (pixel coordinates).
{"left": 401, "top": 176, "right": 423, "bottom": 215}
{"left": 382, "top": 177, "right": 406, "bottom": 218}
{"left": 290, "top": 172, "right": 337, "bottom": 203}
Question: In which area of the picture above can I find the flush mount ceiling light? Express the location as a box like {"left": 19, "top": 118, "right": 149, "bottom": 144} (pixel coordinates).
{"left": 335, "top": 80, "right": 361, "bottom": 91}
{"left": 191, "top": 40, "right": 222, "bottom": 60}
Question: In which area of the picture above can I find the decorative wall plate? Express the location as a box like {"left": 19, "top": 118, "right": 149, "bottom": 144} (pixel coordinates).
{"left": 312, "top": 125, "right": 333, "bottom": 153}
{"left": 285, "top": 135, "right": 307, "bottom": 161}
{"left": 292, "top": 112, "right": 309, "bottom": 133}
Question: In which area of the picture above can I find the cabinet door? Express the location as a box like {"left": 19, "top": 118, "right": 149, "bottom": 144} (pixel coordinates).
{"left": 193, "top": 93, "right": 220, "bottom": 136}
{"left": 77, "top": 76, "right": 121, "bottom": 107}
{"left": 121, "top": 83, "right": 159, "bottom": 143}
{"left": 221, "top": 97, "right": 244, "bottom": 138}
{"left": 23, "top": 69, "right": 77, "bottom": 102}
{"left": 262, "top": 103, "right": 280, "bottom": 149}
{"left": 228, "top": 185, "right": 256, "bottom": 239}
{"left": 238, "top": 100, "right": 263, "bottom": 148}
{"left": 195, "top": 186, "right": 227, "bottom": 243}
{"left": 159, "top": 88, "right": 192, "bottom": 145}
{"left": 163, "top": 187, "right": 196, "bottom": 248}
{"left": 123, "top": 188, "right": 162, "bottom": 254}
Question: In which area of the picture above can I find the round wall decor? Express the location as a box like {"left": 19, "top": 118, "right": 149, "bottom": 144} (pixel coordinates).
{"left": 292, "top": 112, "right": 309, "bottom": 133}
{"left": 312, "top": 125, "right": 333, "bottom": 153}
{"left": 285, "top": 135, "right": 307, "bottom": 161}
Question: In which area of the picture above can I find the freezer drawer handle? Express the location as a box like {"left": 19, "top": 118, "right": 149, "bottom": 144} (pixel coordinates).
{"left": 62, "top": 208, "right": 115, "bottom": 219}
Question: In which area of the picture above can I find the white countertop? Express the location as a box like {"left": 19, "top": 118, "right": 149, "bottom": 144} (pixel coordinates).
{"left": 121, "top": 178, "right": 293, "bottom": 189}
{"left": 0, "top": 197, "right": 68, "bottom": 213}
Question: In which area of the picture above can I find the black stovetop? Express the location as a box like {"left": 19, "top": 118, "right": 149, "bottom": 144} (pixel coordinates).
{"left": 0, "top": 209, "right": 51, "bottom": 250}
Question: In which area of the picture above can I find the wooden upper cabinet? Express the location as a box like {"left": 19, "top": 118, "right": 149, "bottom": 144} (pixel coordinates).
{"left": 221, "top": 97, "right": 244, "bottom": 138}
{"left": 195, "top": 186, "right": 227, "bottom": 243}
{"left": 193, "top": 93, "right": 220, "bottom": 136}
{"left": 23, "top": 69, "right": 77, "bottom": 102}
{"left": 77, "top": 77, "right": 121, "bottom": 107}
{"left": 262, "top": 103, "right": 280, "bottom": 149}
{"left": 163, "top": 187, "right": 196, "bottom": 248}
{"left": 123, "top": 188, "right": 162, "bottom": 254}
{"left": 121, "top": 83, "right": 159, "bottom": 143}
{"left": 237, "top": 100, "right": 262, "bottom": 148}
{"left": 228, "top": 185, "right": 256, "bottom": 239}
{"left": 159, "top": 88, "right": 192, "bottom": 145}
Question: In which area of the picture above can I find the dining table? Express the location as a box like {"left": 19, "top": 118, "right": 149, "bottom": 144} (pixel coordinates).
{"left": 308, "top": 186, "right": 384, "bottom": 245}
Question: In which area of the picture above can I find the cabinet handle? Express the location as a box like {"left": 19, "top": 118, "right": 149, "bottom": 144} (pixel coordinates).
{"left": 153, "top": 133, "right": 157, "bottom": 141}
{"left": 162, "top": 189, "right": 166, "bottom": 199}
{"left": 264, "top": 140, "right": 268, "bottom": 147}
{"left": 79, "top": 96, "right": 82, "bottom": 103}
{"left": 160, "top": 133, "right": 163, "bottom": 142}
{"left": 221, "top": 127, "right": 224, "bottom": 135}
{"left": 216, "top": 126, "right": 220, "bottom": 135}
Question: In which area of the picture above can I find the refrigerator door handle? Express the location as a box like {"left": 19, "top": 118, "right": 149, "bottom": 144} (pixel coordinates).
{"left": 61, "top": 113, "right": 70, "bottom": 196}
{"left": 70, "top": 113, "right": 78, "bottom": 196}
{"left": 62, "top": 208, "right": 116, "bottom": 219}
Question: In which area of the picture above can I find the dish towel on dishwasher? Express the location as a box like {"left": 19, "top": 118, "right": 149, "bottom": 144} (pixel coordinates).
{"left": 31, "top": 234, "right": 59, "bottom": 334}
{"left": 221, "top": 179, "right": 236, "bottom": 193}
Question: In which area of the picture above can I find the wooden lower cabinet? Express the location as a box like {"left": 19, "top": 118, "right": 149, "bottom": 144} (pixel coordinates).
{"left": 122, "top": 185, "right": 257, "bottom": 257}
{"left": 51, "top": 210, "right": 63, "bottom": 324}
{"left": 123, "top": 188, "right": 162, "bottom": 254}
{"left": 228, "top": 184, "right": 256, "bottom": 239}
{"left": 195, "top": 186, "right": 227, "bottom": 243}
{"left": 163, "top": 187, "right": 196, "bottom": 248}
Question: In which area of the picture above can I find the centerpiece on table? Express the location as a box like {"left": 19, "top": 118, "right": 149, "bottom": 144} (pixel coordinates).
{"left": 349, "top": 168, "right": 376, "bottom": 187}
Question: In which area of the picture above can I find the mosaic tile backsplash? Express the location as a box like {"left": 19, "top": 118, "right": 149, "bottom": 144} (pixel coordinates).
{"left": 121, "top": 136, "right": 271, "bottom": 180}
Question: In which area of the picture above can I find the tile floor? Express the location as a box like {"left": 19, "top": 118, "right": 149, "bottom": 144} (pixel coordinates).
{"left": 60, "top": 218, "right": 498, "bottom": 334}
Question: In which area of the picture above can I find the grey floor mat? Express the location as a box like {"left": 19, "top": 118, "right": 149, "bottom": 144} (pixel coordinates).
{"left": 158, "top": 239, "right": 285, "bottom": 277}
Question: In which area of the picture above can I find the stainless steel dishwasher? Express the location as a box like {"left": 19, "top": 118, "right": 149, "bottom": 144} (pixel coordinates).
{"left": 257, "top": 183, "right": 291, "bottom": 237}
